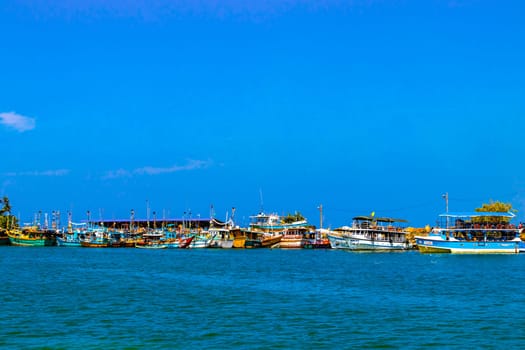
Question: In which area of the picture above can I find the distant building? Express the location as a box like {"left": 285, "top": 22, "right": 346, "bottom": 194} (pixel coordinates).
{"left": 94, "top": 217, "right": 212, "bottom": 231}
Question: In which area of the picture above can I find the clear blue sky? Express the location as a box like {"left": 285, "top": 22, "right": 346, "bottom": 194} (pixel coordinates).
{"left": 1, "top": 0, "right": 524, "bottom": 228}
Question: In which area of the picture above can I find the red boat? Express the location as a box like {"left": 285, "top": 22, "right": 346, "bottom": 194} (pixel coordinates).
{"left": 178, "top": 236, "right": 194, "bottom": 249}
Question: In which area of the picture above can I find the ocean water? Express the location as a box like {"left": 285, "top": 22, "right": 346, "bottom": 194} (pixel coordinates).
{"left": 1, "top": 247, "right": 525, "bottom": 349}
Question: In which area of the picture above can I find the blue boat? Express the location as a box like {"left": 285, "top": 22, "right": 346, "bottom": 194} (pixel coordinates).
{"left": 56, "top": 234, "right": 82, "bottom": 247}
{"left": 415, "top": 212, "right": 521, "bottom": 254}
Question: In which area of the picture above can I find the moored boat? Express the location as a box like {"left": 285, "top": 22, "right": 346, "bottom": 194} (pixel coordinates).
{"left": 7, "top": 227, "right": 57, "bottom": 246}
{"left": 415, "top": 212, "right": 521, "bottom": 254}
{"left": 178, "top": 235, "right": 194, "bottom": 249}
{"left": 231, "top": 228, "right": 247, "bottom": 248}
{"left": 208, "top": 227, "right": 234, "bottom": 248}
{"left": 303, "top": 229, "right": 331, "bottom": 249}
{"left": 56, "top": 234, "right": 82, "bottom": 247}
{"left": 330, "top": 216, "right": 411, "bottom": 251}
{"left": 135, "top": 242, "right": 167, "bottom": 249}
{"left": 280, "top": 226, "right": 310, "bottom": 249}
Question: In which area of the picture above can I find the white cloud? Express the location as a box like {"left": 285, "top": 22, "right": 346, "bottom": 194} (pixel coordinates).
{"left": 4, "top": 169, "right": 70, "bottom": 177}
{"left": 103, "top": 159, "right": 212, "bottom": 179}
{"left": 0, "top": 112, "right": 36, "bottom": 132}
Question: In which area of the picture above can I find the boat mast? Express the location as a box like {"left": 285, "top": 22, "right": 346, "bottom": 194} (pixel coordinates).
{"left": 68, "top": 211, "right": 73, "bottom": 233}
{"left": 146, "top": 199, "right": 150, "bottom": 231}
{"left": 259, "top": 189, "right": 264, "bottom": 214}
{"left": 318, "top": 204, "right": 323, "bottom": 230}
{"left": 130, "top": 209, "right": 135, "bottom": 234}
{"left": 442, "top": 192, "right": 449, "bottom": 228}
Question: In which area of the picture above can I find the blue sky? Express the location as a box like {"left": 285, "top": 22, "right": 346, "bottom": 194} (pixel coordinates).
{"left": 1, "top": 0, "right": 524, "bottom": 228}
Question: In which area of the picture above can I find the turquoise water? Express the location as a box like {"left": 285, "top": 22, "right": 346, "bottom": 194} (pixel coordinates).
{"left": 1, "top": 247, "right": 525, "bottom": 349}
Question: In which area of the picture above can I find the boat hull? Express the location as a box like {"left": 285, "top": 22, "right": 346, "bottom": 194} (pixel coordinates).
{"left": 261, "top": 235, "right": 282, "bottom": 248}
{"left": 9, "top": 237, "right": 56, "bottom": 246}
{"left": 209, "top": 239, "right": 234, "bottom": 248}
{"left": 244, "top": 239, "right": 262, "bottom": 248}
{"left": 279, "top": 237, "right": 305, "bottom": 249}
{"left": 8, "top": 231, "right": 56, "bottom": 246}
{"left": 303, "top": 239, "right": 331, "bottom": 249}
{"left": 80, "top": 240, "right": 110, "bottom": 248}
{"left": 415, "top": 237, "right": 520, "bottom": 254}
{"left": 56, "top": 238, "right": 81, "bottom": 247}
{"left": 343, "top": 237, "right": 409, "bottom": 250}
{"left": 135, "top": 244, "right": 167, "bottom": 249}
{"left": 327, "top": 234, "right": 350, "bottom": 249}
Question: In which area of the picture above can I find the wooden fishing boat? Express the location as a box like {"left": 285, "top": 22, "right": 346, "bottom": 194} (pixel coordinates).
{"left": 56, "top": 234, "right": 82, "bottom": 247}
{"left": 178, "top": 235, "right": 194, "bottom": 249}
{"left": 208, "top": 227, "right": 234, "bottom": 248}
{"left": 303, "top": 230, "right": 332, "bottom": 249}
{"left": 188, "top": 233, "right": 214, "bottom": 248}
{"left": 80, "top": 238, "right": 110, "bottom": 248}
{"left": 207, "top": 217, "right": 235, "bottom": 248}
{"left": 280, "top": 227, "right": 310, "bottom": 249}
{"left": 260, "top": 233, "right": 283, "bottom": 248}
{"left": 231, "top": 228, "right": 247, "bottom": 248}
{"left": 7, "top": 227, "right": 56, "bottom": 246}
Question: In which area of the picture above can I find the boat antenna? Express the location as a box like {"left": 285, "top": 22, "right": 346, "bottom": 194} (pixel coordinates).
{"left": 318, "top": 204, "right": 323, "bottom": 230}
{"left": 259, "top": 188, "right": 264, "bottom": 214}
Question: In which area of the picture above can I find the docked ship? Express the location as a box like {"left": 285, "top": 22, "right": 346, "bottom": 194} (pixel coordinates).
{"left": 327, "top": 215, "right": 411, "bottom": 251}
{"left": 415, "top": 212, "right": 521, "bottom": 254}
{"left": 7, "top": 227, "right": 57, "bottom": 246}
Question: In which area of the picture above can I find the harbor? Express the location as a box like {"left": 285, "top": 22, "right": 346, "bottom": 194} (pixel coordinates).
{"left": 2, "top": 197, "right": 524, "bottom": 254}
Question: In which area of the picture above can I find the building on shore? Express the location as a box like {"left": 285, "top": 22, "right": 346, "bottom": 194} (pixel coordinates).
{"left": 93, "top": 217, "right": 212, "bottom": 231}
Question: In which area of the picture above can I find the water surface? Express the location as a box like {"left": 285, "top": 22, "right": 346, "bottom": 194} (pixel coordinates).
{"left": 1, "top": 247, "right": 525, "bottom": 349}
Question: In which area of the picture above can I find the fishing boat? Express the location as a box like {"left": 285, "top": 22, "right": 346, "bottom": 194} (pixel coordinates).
{"left": 303, "top": 229, "right": 332, "bottom": 249}
{"left": 207, "top": 216, "right": 235, "bottom": 248}
{"left": 415, "top": 212, "right": 521, "bottom": 254}
{"left": 178, "top": 235, "right": 194, "bottom": 249}
{"left": 56, "top": 233, "right": 82, "bottom": 247}
{"left": 135, "top": 231, "right": 167, "bottom": 249}
{"left": 80, "top": 228, "right": 110, "bottom": 248}
{"left": 244, "top": 212, "right": 303, "bottom": 248}
{"left": 80, "top": 237, "right": 110, "bottom": 248}
{"left": 231, "top": 227, "right": 247, "bottom": 248}
{"left": 7, "top": 227, "right": 57, "bottom": 246}
{"left": 330, "top": 216, "right": 411, "bottom": 251}
{"left": 280, "top": 227, "right": 310, "bottom": 249}
{"left": 208, "top": 227, "right": 234, "bottom": 248}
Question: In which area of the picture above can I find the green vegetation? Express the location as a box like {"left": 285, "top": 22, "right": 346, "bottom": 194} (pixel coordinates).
{"left": 282, "top": 211, "right": 305, "bottom": 223}
{"left": 473, "top": 200, "right": 516, "bottom": 224}
{"left": 475, "top": 200, "right": 515, "bottom": 213}
{"left": 0, "top": 196, "right": 18, "bottom": 229}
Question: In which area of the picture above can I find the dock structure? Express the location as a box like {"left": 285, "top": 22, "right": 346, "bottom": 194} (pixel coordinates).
{"left": 92, "top": 217, "right": 212, "bottom": 231}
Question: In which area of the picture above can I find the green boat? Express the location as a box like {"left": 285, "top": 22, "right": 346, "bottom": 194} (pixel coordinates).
{"left": 7, "top": 227, "right": 57, "bottom": 246}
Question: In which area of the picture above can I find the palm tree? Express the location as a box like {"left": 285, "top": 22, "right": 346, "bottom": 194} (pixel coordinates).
{"left": 0, "top": 196, "right": 11, "bottom": 215}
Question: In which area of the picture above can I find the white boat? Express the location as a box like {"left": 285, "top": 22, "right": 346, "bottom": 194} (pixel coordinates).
{"left": 327, "top": 230, "right": 350, "bottom": 249}
{"left": 208, "top": 227, "right": 234, "bottom": 248}
{"left": 331, "top": 216, "right": 411, "bottom": 251}
{"left": 415, "top": 212, "right": 521, "bottom": 254}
